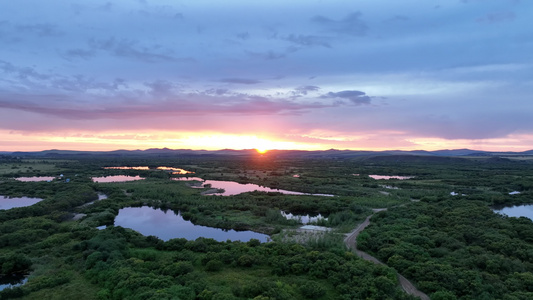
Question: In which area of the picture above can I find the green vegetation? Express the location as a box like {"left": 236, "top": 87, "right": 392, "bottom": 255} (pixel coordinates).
{"left": 0, "top": 153, "right": 532, "bottom": 299}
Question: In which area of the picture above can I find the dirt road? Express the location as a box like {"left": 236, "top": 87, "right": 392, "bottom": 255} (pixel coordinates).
{"left": 344, "top": 210, "right": 430, "bottom": 300}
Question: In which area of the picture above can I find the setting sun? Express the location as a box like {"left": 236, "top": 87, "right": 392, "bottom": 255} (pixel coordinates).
{"left": 256, "top": 148, "right": 268, "bottom": 154}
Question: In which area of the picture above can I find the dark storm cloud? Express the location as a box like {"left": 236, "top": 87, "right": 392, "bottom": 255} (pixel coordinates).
{"left": 321, "top": 90, "right": 372, "bottom": 105}
{"left": 219, "top": 78, "right": 262, "bottom": 84}
{"left": 311, "top": 12, "right": 368, "bottom": 36}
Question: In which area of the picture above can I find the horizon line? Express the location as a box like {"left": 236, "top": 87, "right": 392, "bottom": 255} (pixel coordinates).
{"left": 2, "top": 147, "right": 532, "bottom": 154}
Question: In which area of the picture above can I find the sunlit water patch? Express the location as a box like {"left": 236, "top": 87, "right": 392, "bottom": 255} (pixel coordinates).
{"left": 157, "top": 167, "right": 194, "bottom": 174}
{"left": 281, "top": 211, "right": 327, "bottom": 224}
{"left": 114, "top": 206, "right": 269, "bottom": 242}
{"left": 368, "top": 175, "right": 414, "bottom": 180}
{"left": 15, "top": 176, "right": 55, "bottom": 182}
{"left": 0, "top": 195, "right": 43, "bottom": 210}
{"left": 0, "top": 275, "right": 28, "bottom": 291}
{"left": 92, "top": 175, "right": 144, "bottom": 183}
{"left": 191, "top": 180, "right": 334, "bottom": 197}
{"left": 493, "top": 205, "right": 533, "bottom": 221}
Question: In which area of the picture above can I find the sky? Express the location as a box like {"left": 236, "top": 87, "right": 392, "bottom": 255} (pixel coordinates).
{"left": 1, "top": 0, "right": 532, "bottom": 152}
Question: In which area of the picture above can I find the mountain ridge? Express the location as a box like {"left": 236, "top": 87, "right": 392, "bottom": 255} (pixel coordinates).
{"left": 5, "top": 148, "right": 532, "bottom": 158}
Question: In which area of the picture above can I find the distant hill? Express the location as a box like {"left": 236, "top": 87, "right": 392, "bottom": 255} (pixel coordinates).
{"left": 5, "top": 148, "right": 533, "bottom": 159}
{"left": 428, "top": 149, "right": 488, "bottom": 156}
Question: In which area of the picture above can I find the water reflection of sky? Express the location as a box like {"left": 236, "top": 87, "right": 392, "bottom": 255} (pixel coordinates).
{"left": 171, "top": 177, "right": 204, "bottom": 182}
{"left": 368, "top": 175, "right": 413, "bottom": 180}
{"left": 0, "top": 196, "right": 43, "bottom": 210}
{"left": 0, "top": 276, "right": 28, "bottom": 291}
{"left": 157, "top": 167, "right": 194, "bottom": 174}
{"left": 114, "top": 206, "right": 269, "bottom": 242}
{"left": 281, "top": 211, "right": 327, "bottom": 224}
{"left": 92, "top": 175, "right": 144, "bottom": 183}
{"left": 15, "top": 176, "right": 55, "bottom": 182}
{"left": 200, "top": 180, "right": 334, "bottom": 197}
{"left": 494, "top": 205, "right": 533, "bottom": 221}
{"left": 103, "top": 166, "right": 150, "bottom": 170}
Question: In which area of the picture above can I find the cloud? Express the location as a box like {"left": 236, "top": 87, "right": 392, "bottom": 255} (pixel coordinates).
{"left": 16, "top": 23, "right": 63, "bottom": 37}
{"left": 476, "top": 12, "right": 515, "bottom": 24}
{"left": 61, "top": 48, "right": 96, "bottom": 61}
{"left": 384, "top": 15, "right": 410, "bottom": 23}
{"left": 136, "top": 5, "right": 184, "bottom": 20}
{"left": 236, "top": 32, "right": 250, "bottom": 40}
{"left": 219, "top": 78, "right": 261, "bottom": 84}
{"left": 293, "top": 85, "right": 320, "bottom": 96}
{"left": 88, "top": 37, "right": 188, "bottom": 63}
{"left": 245, "top": 50, "right": 287, "bottom": 60}
{"left": 283, "top": 34, "right": 331, "bottom": 48}
{"left": 311, "top": 12, "right": 368, "bottom": 36}
{"left": 321, "top": 90, "right": 372, "bottom": 105}
{"left": 0, "top": 89, "right": 332, "bottom": 122}
{"left": 144, "top": 80, "right": 179, "bottom": 97}
{"left": 0, "top": 60, "right": 52, "bottom": 81}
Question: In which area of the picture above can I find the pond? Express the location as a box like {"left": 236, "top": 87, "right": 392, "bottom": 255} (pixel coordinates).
{"left": 189, "top": 180, "right": 334, "bottom": 197}
{"left": 368, "top": 175, "right": 414, "bottom": 180}
{"left": 15, "top": 176, "right": 55, "bottom": 182}
{"left": 171, "top": 177, "right": 204, "bottom": 182}
{"left": 92, "top": 175, "right": 144, "bottom": 183}
{"left": 493, "top": 205, "right": 533, "bottom": 221}
{"left": 114, "top": 206, "right": 269, "bottom": 242}
{"left": 103, "top": 166, "right": 150, "bottom": 170}
{"left": 281, "top": 211, "right": 327, "bottom": 224}
{"left": 0, "top": 195, "right": 43, "bottom": 210}
{"left": 0, "top": 275, "right": 28, "bottom": 292}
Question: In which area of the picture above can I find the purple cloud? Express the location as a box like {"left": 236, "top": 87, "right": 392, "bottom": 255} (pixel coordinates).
{"left": 219, "top": 78, "right": 261, "bottom": 84}
{"left": 293, "top": 85, "right": 320, "bottom": 96}
{"left": 88, "top": 37, "right": 186, "bottom": 63}
{"left": 283, "top": 34, "right": 331, "bottom": 48}
{"left": 312, "top": 12, "right": 368, "bottom": 36}
{"left": 321, "top": 90, "right": 371, "bottom": 105}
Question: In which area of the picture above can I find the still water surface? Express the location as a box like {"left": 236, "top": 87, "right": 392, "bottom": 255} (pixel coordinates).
{"left": 368, "top": 175, "right": 414, "bottom": 180}
{"left": 281, "top": 211, "right": 327, "bottom": 224}
{"left": 0, "top": 195, "right": 43, "bottom": 210}
{"left": 493, "top": 205, "right": 533, "bottom": 221}
{"left": 0, "top": 276, "right": 28, "bottom": 291}
{"left": 191, "top": 179, "right": 334, "bottom": 197}
{"left": 114, "top": 206, "right": 269, "bottom": 242}
{"left": 15, "top": 176, "right": 55, "bottom": 182}
{"left": 92, "top": 175, "right": 144, "bottom": 183}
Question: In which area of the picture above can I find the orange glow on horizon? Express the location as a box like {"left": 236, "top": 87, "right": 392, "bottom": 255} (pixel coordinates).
{"left": 0, "top": 129, "right": 532, "bottom": 152}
